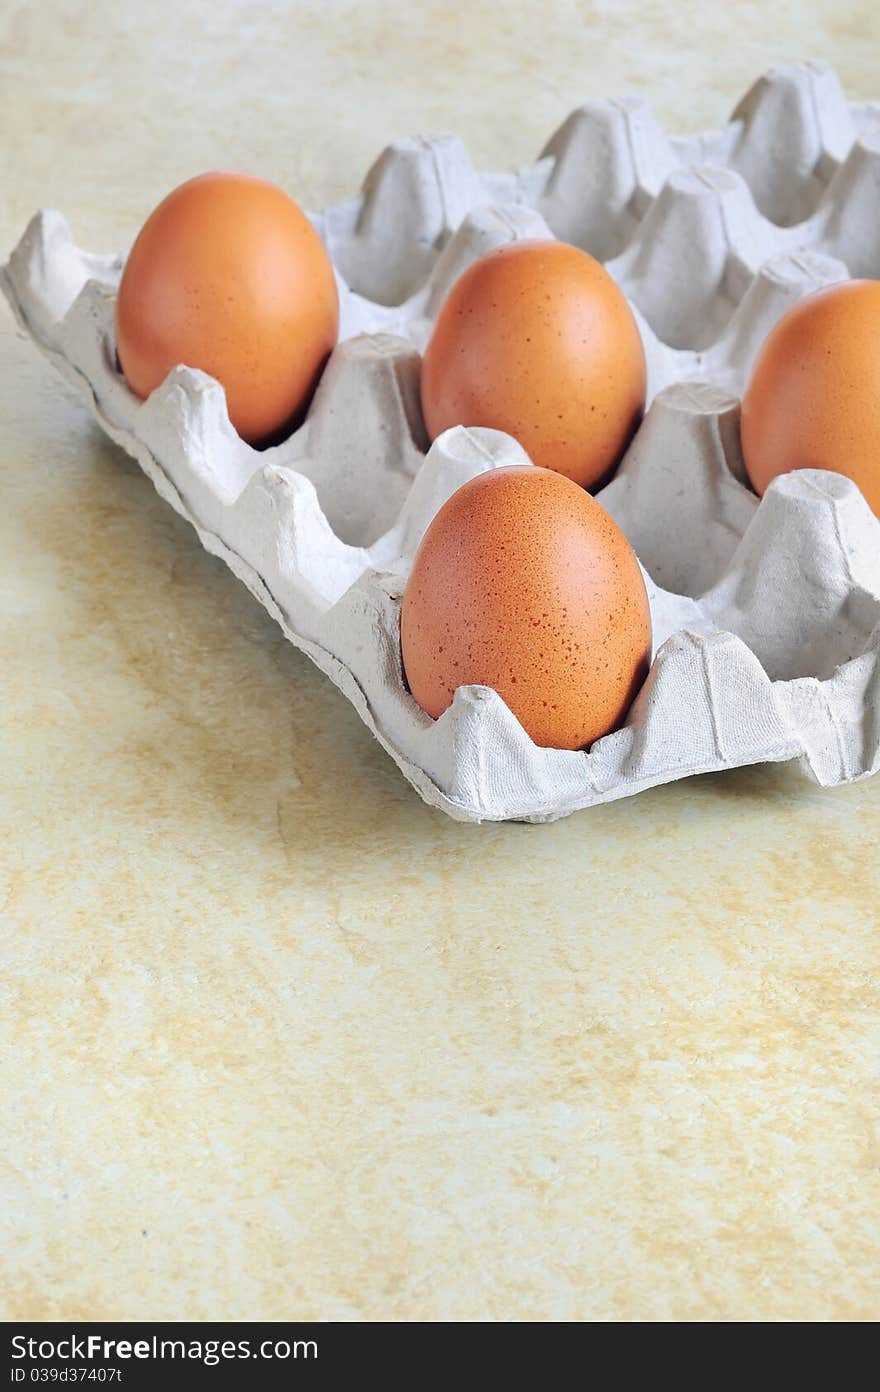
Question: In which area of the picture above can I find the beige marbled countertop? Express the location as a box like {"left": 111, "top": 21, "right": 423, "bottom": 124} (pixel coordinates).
{"left": 2, "top": 0, "right": 878, "bottom": 1321}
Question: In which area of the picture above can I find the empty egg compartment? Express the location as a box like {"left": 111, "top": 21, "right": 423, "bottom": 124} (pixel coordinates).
{"left": 320, "top": 59, "right": 880, "bottom": 347}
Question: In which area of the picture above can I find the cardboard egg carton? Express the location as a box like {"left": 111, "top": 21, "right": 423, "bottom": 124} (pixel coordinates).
{"left": 4, "top": 60, "right": 880, "bottom": 821}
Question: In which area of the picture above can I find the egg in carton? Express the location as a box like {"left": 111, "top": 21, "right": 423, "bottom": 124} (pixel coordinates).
{"left": 4, "top": 60, "right": 880, "bottom": 822}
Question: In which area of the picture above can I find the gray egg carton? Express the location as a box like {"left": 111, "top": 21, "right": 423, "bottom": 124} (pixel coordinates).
{"left": 4, "top": 60, "right": 880, "bottom": 821}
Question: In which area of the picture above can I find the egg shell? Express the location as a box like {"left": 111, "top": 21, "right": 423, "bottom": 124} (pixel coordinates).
{"left": 741, "top": 279, "right": 880, "bottom": 516}
{"left": 115, "top": 172, "right": 339, "bottom": 445}
{"left": 419, "top": 240, "right": 646, "bottom": 490}
{"left": 400, "top": 465, "right": 653, "bottom": 750}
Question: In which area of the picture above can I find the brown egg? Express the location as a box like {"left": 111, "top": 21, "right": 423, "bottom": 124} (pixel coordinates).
{"left": 741, "top": 279, "right": 880, "bottom": 515}
{"left": 400, "top": 466, "right": 652, "bottom": 750}
{"left": 420, "top": 240, "right": 646, "bottom": 490}
{"left": 115, "top": 172, "right": 339, "bottom": 444}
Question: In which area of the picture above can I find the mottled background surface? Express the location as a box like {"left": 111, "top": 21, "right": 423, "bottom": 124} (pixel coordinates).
{"left": 1, "top": 0, "right": 878, "bottom": 1321}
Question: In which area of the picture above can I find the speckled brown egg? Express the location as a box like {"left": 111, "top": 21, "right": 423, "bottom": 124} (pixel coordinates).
{"left": 400, "top": 466, "right": 652, "bottom": 750}
{"left": 741, "top": 279, "right": 880, "bottom": 515}
{"left": 115, "top": 172, "right": 339, "bottom": 445}
{"left": 420, "top": 240, "right": 646, "bottom": 490}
